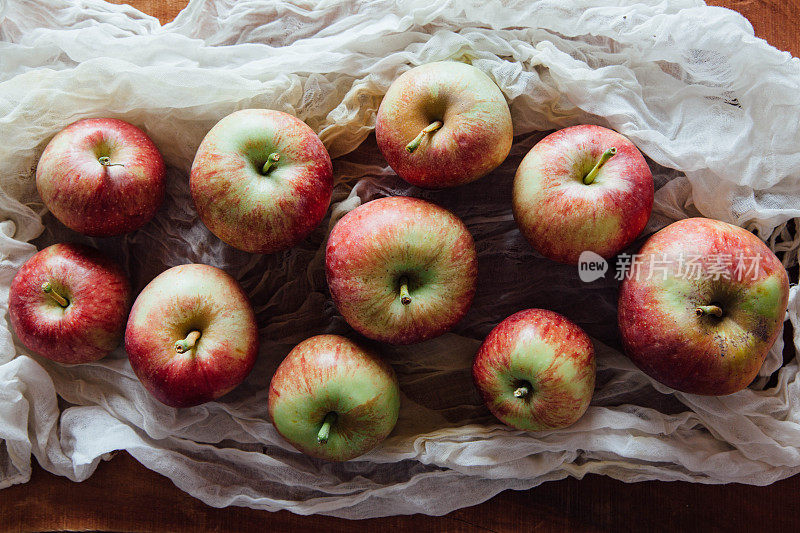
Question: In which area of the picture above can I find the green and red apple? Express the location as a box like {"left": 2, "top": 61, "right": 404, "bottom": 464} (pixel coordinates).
{"left": 36, "top": 118, "right": 166, "bottom": 237}
{"left": 9, "top": 243, "right": 131, "bottom": 364}
{"left": 125, "top": 264, "right": 259, "bottom": 407}
{"left": 513, "top": 125, "right": 653, "bottom": 264}
{"left": 190, "top": 109, "right": 333, "bottom": 254}
{"left": 618, "top": 217, "right": 790, "bottom": 395}
{"left": 473, "top": 309, "right": 596, "bottom": 431}
{"left": 326, "top": 196, "right": 478, "bottom": 344}
{"left": 376, "top": 61, "right": 513, "bottom": 188}
{"left": 268, "top": 334, "right": 400, "bottom": 462}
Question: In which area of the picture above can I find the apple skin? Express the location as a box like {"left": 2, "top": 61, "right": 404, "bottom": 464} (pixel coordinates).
{"left": 190, "top": 109, "right": 333, "bottom": 254}
{"left": 512, "top": 125, "right": 653, "bottom": 264}
{"left": 326, "top": 196, "right": 478, "bottom": 345}
{"left": 618, "top": 218, "right": 790, "bottom": 396}
{"left": 124, "top": 264, "right": 259, "bottom": 408}
{"left": 375, "top": 61, "right": 513, "bottom": 188}
{"left": 268, "top": 334, "right": 400, "bottom": 462}
{"left": 473, "top": 309, "right": 596, "bottom": 431}
{"left": 36, "top": 118, "right": 166, "bottom": 237}
{"left": 9, "top": 243, "right": 131, "bottom": 364}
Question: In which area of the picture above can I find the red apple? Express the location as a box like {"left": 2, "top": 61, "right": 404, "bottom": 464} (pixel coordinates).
{"left": 375, "top": 61, "right": 513, "bottom": 188}
{"left": 190, "top": 109, "right": 333, "bottom": 254}
{"left": 473, "top": 309, "right": 596, "bottom": 431}
{"left": 618, "top": 218, "right": 790, "bottom": 395}
{"left": 326, "top": 196, "right": 477, "bottom": 344}
{"left": 36, "top": 118, "right": 166, "bottom": 237}
{"left": 268, "top": 334, "right": 400, "bottom": 461}
{"left": 512, "top": 125, "right": 653, "bottom": 264}
{"left": 125, "top": 264, "right": 259, "bottom": 407}
{"left": 9, "top": 243, "right": 131, "bottom": 364}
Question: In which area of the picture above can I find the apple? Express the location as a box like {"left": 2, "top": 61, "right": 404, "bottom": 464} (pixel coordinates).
{"left": 473, "top": 309, "right": 596, "bottom": 431}
{"left": 190, "top": 109, "right": 333, "bottom": 254}
{"left": 512, "top": 125, "right": 653, "bottom": 264}
{"left": 268, "top": 334, "right": 400, "bottom": 461}
{"left": 124, "top": 264, "right": 259, "bottom": 408}
{"left": 9, "top": 243, "right": 131, "bottom": 364}
{"left": 326, "top": 196, "right": 478, "bottom": 344}
{"left": 36, "top": 118, "right": 166, "bottom": 237}
{"left": 618, "top": 218, "right": 790, "bottom": 395}
{"left": 375, "top": 61, "right": 513, "bottom": 188}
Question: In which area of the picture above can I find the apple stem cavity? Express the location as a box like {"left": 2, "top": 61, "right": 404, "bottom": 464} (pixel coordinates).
{"left": 583, "top": 147, "right": 617, "bottom": 185}
{"left": 696, "top": 304, "right": 724, "bottom": 318}
{"left": 261, "top": 152, "right": 281, "bottom": 175}
{"left": 41, "top": 282, "right": 69, "bottom": 308}
{"left": 174, "top": 330, "right": 202, "bottom": 354}
{"left": 317, "top": 411, "right": 337, "bottom": 444}
{"left": 513, "top": 385, "right": 530, "bottom": 399}
{"left": 399, "top": 276, "right": 412, "bottom": 305}
{"left": 97, "top": 156, "right": 125, "bottom": 168}
{"left": 405, "top": 120, "right": 443, "bottom": 154}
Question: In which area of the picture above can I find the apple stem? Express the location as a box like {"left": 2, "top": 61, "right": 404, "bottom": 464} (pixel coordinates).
{"left": 583, "top": 147, "right": 617, "bottom": 185}
{"left": 513, "top": 386, "right": 530, "bottom": 399}
{"left": 405, "top": 120, "right": 443, "bottom": 154}
{"left": 41, "top": 282, "right": 69, "bottom": 308}
{"left": 317, "top": 412, "right": 337, "bottom": 444}
{"left": 98, "top": 156, "right": 125, "bottom": 168}
{"left": 399, "top": 276, "right": 412, "bottom": 305}
{"left": 261, "top": 152, "right": 280, "bottom": 175}
{"left": 175, "top": 330, "right": 202, "bottom": 354}
{"left": 696, "top": 305, "right": 723, "bottom": 318}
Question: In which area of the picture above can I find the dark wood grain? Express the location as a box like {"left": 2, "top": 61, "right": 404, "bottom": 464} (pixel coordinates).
{"left": 6, "top": 452, "right": 800, "bottom": 533}
{"left": 706, "top": 0, "right": 800, "bottom": 56}
{"left": 4, "top": 1, "right": 800, "bottom": 531}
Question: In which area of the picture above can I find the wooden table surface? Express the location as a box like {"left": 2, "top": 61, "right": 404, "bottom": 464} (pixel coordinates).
{"left": 4, "top": 1, "right": 800, "bottom": 531}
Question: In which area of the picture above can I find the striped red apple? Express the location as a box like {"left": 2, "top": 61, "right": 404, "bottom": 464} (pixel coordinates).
{"left": 376, "top": 61, "right": 513, "bottom": 188}
{"left": 326, "top": 196, "right": 477, "bottom": 344}
{"left": 473, "top": 309, "right": 596, "bottom": 431}
{"left": 190, "top": 109, "right": 333, "bottom": 254}
{"left": 618, "top": 218, "right": 790, "bottom": 395}
{"left": 125, "top": 264, "right": 259, "bottom": 408}
{"left": 36, "top": 118, "right": 166, "bottom": 237}
{"left": 513, "top": 125, "right": 653, "bottom": 264}
{"left": 9, "top": 243, "right": 131, "bottom": 364}
{"left": 268, "top": 334, "right": 400, "bottom": 461}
